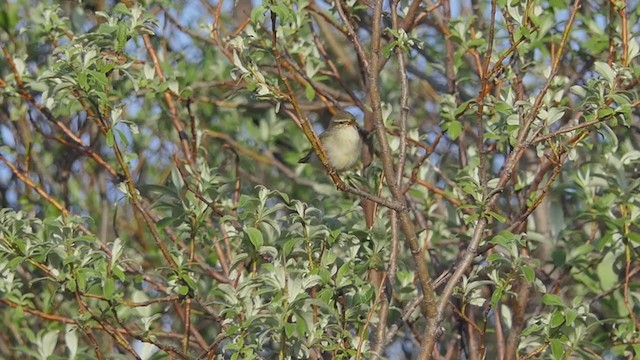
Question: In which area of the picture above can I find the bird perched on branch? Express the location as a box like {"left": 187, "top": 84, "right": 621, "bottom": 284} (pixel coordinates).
{"left": 298, "top": 110, "right": 363, "bottom": 171}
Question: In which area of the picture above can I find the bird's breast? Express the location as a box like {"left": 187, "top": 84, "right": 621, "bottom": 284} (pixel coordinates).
{"left": 322, "top": 126, "right": 362, "bottom": 170}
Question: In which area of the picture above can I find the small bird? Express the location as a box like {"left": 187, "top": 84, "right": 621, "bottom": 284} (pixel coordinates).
{"left": 298, "top": 110, "right": 363, "bottom": 171}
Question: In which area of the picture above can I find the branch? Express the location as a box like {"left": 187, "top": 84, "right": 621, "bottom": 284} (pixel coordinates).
{"left": 366, "top": 2, "right": 439, "bottom": 359}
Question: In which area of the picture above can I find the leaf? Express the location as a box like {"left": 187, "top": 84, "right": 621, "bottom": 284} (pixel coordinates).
{"left": 542, "top": 294, "right": 565, "bottom": 307}
{"left": 104, "top": 277, "right": 115, "bottom": 299}
{"left": 259, "top": 246, "right": 278, "bottom": 258}
{"left": 522, "top": 265, "right": 535, "bottom": 283}
{"left": 168, "top": 80, "right": 179, "bottom": 94}
{"left": 596, "top": 252, "right": 618, "bottom": 290}
{"left": 549, "top": 310, "right": 565, "bottom": 328}
{"left": 144, "top": 63, "right": 155, "bottom": 80}
{"left": 111, "top": 238, "right": 123, "bottom": 268}
{"left": 232, "top": 51, "right": 249, "bottom": 74}
{"left": 594, "top": 61, "right": 615, "bottom": 84}
{"left": 564, "top": 308, "right": 577, "bottom": 325}
{"left": 106, "top": 128, "right": 115, "bottom": 147}
{"left": 621, "top": 150, "right": 640, "bottom": 165}
{"left": 545, "top": 107, "right": 565, "bottom": 125}
{"left": 382, "top": 41, "right": 397, "bottom": 57}
{"left": 90, "top": 70, "right": 109, "bottom": 87}
{"left": 65, "top": 325, "right": 78, "bottom": 358}
{"left": 13, "top": 58, "right": 25, "bottom": 75}
{"left": 304, "top": 84, "right": 315, "bottom": 101}
{"left": 41, "top": 330, "right": 59, "bottom": 358}
{"left": 570, "top": 85, "right": 586, "bottom": 97}
{"left": 443, "top": 120, "right": 462, "bottom": 140}
{"left": 550, "top": 338, "right": 564, "bottom": 360}
{"left": 486, "top": 211, "right": 506, "bottom": 223}
{"left": 231, "top": 253, "right": 249, "bottom": 271}
{"left": 628, "top": 36, "right": 640, "bottom": 62}
{"left": 245, "top": 226, "right": 263, "bottom": 249}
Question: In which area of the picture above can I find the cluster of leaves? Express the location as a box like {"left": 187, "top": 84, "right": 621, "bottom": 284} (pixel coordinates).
{"left": 0, "top": 0, "right": 639, "bottom": 359}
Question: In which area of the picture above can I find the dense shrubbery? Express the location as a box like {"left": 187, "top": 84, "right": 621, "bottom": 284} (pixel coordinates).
{"left": 0, "top": 0, "right": 639, "bottom": 359}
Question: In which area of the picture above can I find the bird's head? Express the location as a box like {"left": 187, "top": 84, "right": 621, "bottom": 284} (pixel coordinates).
{"left": 329, "top": 110, "right": 357, "bottom": 128}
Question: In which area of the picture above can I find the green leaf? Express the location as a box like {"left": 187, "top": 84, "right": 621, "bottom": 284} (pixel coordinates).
{"left": 284, "top": 323, "right": 296, "bottom": 338}
{"left": 245, "top": 227, "right": 263, "bottom": 249}
{"left": 542, "top": 294, "right": 565, "bottom": 307}
{"left": 443, "top": 120, "right": 462, "bottom": 140}
{"left": 596, "top": 252, "right": 618, "bottom": 290}
{"left": 549, "top": 310, "right": 565, "bottom": 328}
{"left": 178, "top": 285, "right": 189, "bottom": 296}
{"left": 594, "top": 61, "right": 615, "bottom": 84}
{"left": 522, "top": 265, "right": 535, "bottom": 283}
{"left": 549, "top": 339, "right": 564, "bottom": 360}
{"left": 304, "top": 84, "right": 315, "bottom": 101}
{"left": 486, "top": 211, "right": 506, "bottom": 223}
{"left": 41, "top": 330, "right": 59, "bottom": 358}
{"left": 103, "top": 277, "right": 115, "bottom": 299}
{"left": 65, "top": 325, "right": 78, "bottom": 358}
{"left": 382, "top": 41, "right": 397, "bottom": 57}
{"left": 106, "top": 128, "right": 115, "bottom": 147}
{"left": 564, "top": 308, "right": 577, "bottom": 325}
{"left": 89, "top": 71, "right": 109, "bottom": 87}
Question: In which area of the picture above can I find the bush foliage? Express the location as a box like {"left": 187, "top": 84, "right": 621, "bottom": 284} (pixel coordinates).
{"left": 0, "top": 0, "right": 639, "bottom": 359}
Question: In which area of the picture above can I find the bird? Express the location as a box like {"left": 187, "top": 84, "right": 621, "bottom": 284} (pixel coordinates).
{"left": 298, "top": 110, "right": 363, "bottom": 171}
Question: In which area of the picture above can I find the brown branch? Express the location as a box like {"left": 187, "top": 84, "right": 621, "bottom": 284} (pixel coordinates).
{"left": 411, "top": 176, "right": 463, "bottom": 207}
{"left": 442, "top": 0, "right": 456, "bottom": 99}
{"left": 183, "top": 297, "right": 193, "bottom": 354}
{"left": 403, "top": 132, "right": 444, "bottom": 193}
{"left": 106, "top": 126, "right": 180, "bottom": 270}
{"left": 186, "top": 99, "right": 199, "bottom": 166}
{"left": 485, "top": 33, "right": 532, "bottom": 80}
{"left": 476, "top": 0, "right": 498, "bottom": 199}
{"left": 504, "top": 276, "right": 532, "bottom": 358}
{"left": 615, "top": 0, "right": 628, "bottom": 66}
{"left": 307, "top": 3, "right": 349, "bottom": 38}
{"left": 366, "top": 2, "right": 439, "bottom": 360}
{"left": 163, "top": 9, "right": 216, "bottom": 45}
{"left": 0, "top": 298, "right": 77, "bottom": 324}
{"left": 622, "top": 210, "right": 640, "bottom": 332}
{"left": 334, "top": 0, "right": 370, "bottom": 75}
{"left": 402, "top": 0, "right": 444, "bottom": 32}
{"left": 449, "top": 301, "right": 482, "bottom": 334}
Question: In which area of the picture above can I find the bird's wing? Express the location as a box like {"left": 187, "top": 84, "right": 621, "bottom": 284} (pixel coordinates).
{"left": 298, "top": 149, "right": 314, "bottom": 163}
